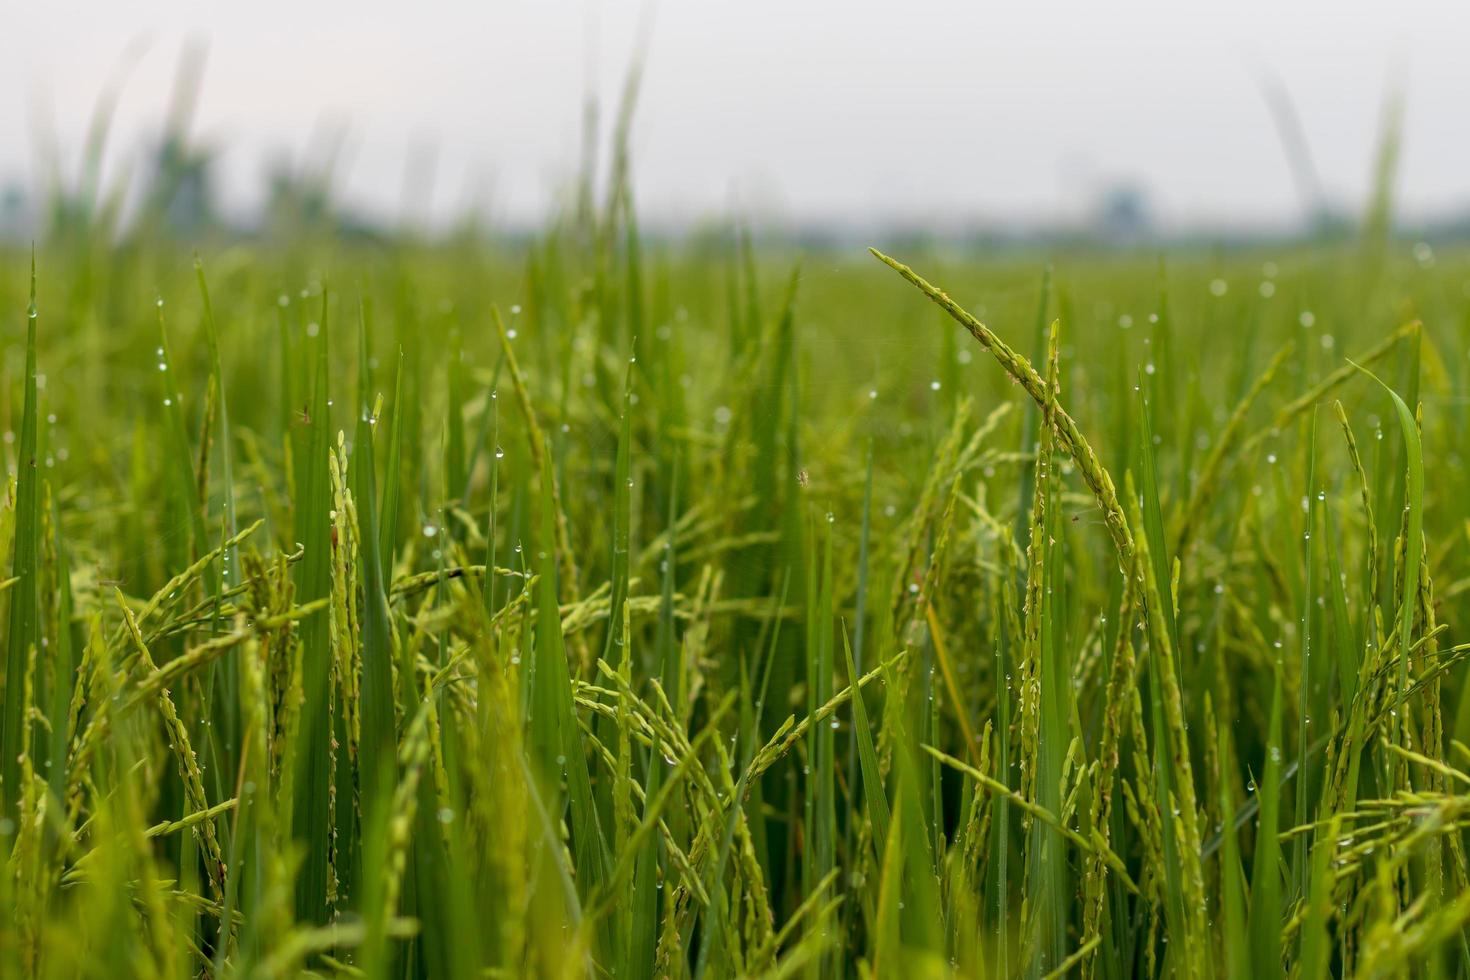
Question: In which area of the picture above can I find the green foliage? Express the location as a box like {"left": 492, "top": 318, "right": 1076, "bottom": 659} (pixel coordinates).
{"left": 1, "top": 197, "right": 1468, "bottom": 979}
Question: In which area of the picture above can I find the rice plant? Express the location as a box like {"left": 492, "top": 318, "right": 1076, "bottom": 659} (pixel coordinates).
{"left": 1, "top": 109, "right": 1468, "bottom": 979}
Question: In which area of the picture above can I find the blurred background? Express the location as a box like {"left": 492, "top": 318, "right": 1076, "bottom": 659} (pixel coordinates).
{"left": 3, "top": 0, "right": 1467, "bottom": 244}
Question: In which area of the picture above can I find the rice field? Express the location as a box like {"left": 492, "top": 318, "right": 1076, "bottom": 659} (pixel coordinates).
{"left": 0, "top": 139, "right": 1468, "bottom": 979}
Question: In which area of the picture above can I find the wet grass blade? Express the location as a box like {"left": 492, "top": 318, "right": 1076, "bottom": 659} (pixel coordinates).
{"left": 842, "top": 625, "right": 889, "bottom": 855}
{"left": 446, "top": 331, "right": 466, "bottom": 506}
{"left": 292, "top": 290, "right": 336, "bottom": 926}
{"left": 1351, "top": 362, "right": 1423, "bottom": 759}
{"left": 1292, "top": 415, "right": 1320, "bottom": 897}
{"left": 1297, "top": 817, "right": 1339, "bottom": 980}
{"left": 1216, "top": 718, "right": 1250, "bottom": 979}
{"left": 44, "top": 491, "right": 73, "bottom": 801}
{"left": 2, "top": 260, "right": 39, "bottom": 815}
{"left": 530, "top": 445, "right": 609, "bottom": 922}
{"left": 1324, "top": 497, "right": 1356, "bottom": 706}
{"left": 379, "top": 348, "right": 405, "bottom": 569}
{"left": 354, "top": 304, "right": 398, "bottom": 808}
{"left": 195, "top": 257, "right": 237, "bottom": 586}
{"left": 156, "top": 300, "right": 214, "bottom": 592}
{"left": 1248, "top": 660, "right": 1285, "bottom": 980}
{"left": 804, "top": 515, "right": 837, "bottom": 963}
{"left": 604, "top": 352, "right": 633, "bottom": 667}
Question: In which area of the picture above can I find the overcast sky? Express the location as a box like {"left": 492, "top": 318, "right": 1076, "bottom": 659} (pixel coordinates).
{"left": 4, "top": 0, "right": 1467, "bottom": 230}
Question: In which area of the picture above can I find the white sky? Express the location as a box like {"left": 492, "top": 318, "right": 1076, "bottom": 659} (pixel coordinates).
{"left": 4, "top": 0, "right": 1467, "bottom": 230}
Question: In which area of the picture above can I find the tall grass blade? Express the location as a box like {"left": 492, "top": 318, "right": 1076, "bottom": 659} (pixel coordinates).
{"left": 2, "top": 260, "right": 40, "bottom": 817}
